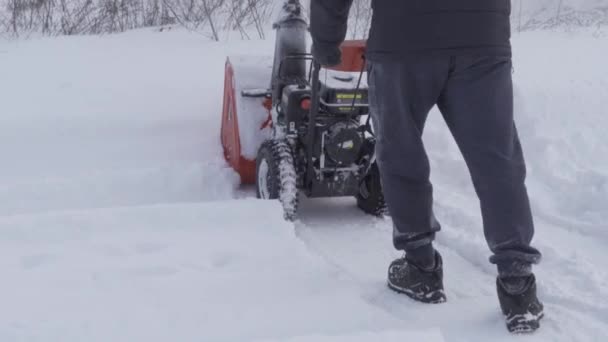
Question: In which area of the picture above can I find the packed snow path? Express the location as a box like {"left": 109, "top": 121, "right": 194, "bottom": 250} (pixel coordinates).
{"left": 1, "top": 29, "right": 607, "bottom": 341}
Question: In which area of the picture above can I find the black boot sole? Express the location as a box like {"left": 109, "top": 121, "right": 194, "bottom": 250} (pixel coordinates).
{"left": 387, "top": 280, "right": 447, "bottom": 304}
{"left": 507, "top": 312, "right": 545, "bottom": 334}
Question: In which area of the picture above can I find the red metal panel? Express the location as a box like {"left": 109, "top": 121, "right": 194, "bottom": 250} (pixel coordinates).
{"left": 326, "top": 40, "right": 367, "bottom": 72}
{"left": 220, "top": 58, "right": 257, "bottom": 185}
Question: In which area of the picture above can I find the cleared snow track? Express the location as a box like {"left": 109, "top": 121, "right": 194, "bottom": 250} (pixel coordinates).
{"left": 296, "top": 196, "right": 608, "bottom": 342}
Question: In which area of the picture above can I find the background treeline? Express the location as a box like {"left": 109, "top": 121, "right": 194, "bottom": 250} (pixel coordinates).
{"left": 1, "top": 0, "right": 606, "bottom": 39}
{"left": 0, "top": 0, "right": 273, "bottom": 39}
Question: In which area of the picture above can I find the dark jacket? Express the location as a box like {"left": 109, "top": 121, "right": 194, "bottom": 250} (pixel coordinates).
{"left": 310, "top": 0, "right": 512, "bottom": 62}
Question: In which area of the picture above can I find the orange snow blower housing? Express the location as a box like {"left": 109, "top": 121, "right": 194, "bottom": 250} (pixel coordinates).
{"left": 220, "top": 40, "right": 367, "bottom": 184}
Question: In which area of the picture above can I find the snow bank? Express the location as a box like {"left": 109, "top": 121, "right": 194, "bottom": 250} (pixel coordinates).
{"left": 0, "top": 200, "right": 426, "bottom": 341}
{"left": 513, "top": 31, "right": 608, "bottom": 230}
{"left": 0, "top": 29, "right": 260, "bottom": 215}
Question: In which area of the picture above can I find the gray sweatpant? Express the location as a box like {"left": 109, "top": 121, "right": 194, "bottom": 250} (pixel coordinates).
{"left": 367, "top": 55, "right": 541, "bottom": 277}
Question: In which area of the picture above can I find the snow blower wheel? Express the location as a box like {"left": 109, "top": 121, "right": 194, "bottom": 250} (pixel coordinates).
{"left": 255, "top": 140, "right": 298, "bottom": 221}
{"left": 356, "top": 162, "right": 387, "bottom": 216}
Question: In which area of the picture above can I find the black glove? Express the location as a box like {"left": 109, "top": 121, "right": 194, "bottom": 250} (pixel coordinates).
{"left": 312, "top": 42, "right": 342, "bottom": 67}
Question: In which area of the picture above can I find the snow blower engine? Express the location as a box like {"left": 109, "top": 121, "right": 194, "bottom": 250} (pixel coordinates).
{"left": 220, "top": 0, "right": 385, "bottom": 220}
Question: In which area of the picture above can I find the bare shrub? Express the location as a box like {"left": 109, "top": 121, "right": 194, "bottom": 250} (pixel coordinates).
{"left": 0, "top": 0, "right": 274, "bottom": 39}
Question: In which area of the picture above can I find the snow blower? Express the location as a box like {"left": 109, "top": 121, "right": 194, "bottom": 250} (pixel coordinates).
{"left": 221, "top": 0, "right": 385, "bottom": 220}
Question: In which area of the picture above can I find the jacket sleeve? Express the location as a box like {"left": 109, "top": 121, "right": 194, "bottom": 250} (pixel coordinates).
{"left": 310, "top": 0, "right": 353, "bottom": 64}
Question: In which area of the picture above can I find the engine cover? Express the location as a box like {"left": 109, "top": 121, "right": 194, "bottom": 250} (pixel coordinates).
{"left": 324, "top": 121, "right": 363, "bottom": 166}
{"left": 319, "top": 71, "right": 369, "bottom": 116}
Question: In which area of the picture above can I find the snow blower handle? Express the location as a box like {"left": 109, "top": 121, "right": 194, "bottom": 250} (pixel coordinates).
{"left": 305, "top": 61, "right": 323, "bottom": 187}
{"left": 305, "top": 61, "right": 323, "bottom": 180}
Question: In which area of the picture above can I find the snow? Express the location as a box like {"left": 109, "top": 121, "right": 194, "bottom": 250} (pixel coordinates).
{"left": 320, "top": 68, "right": 368, "bottom": 90}
{"left": 513, "top": 32, "right": 608, "bottom": 228}
{"left": 0, "top": 31, "right": 242, "bottom": 216}
{"left": 0, "top": 200, "right": 417, "bottom": 341}
{"left": 257, "top": 330, "right": 445, "bottom": 342}
{"left": 230, "top": 55, "right": 273, "bottom": 159}
{"left": 1, "top": 27, "right": 607, "bottom": 341}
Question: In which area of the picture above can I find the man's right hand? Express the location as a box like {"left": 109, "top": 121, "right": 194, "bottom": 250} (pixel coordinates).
{"left": 312, "top": 43, "right": 342, "bottom": 67}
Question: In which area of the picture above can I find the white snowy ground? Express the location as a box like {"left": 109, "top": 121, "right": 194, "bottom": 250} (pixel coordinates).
{"left": 0, "top": 28, "right": 607, "bottom": 341}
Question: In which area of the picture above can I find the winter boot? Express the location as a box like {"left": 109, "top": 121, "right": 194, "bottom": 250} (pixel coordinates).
{"left": 497, "top": 274, "right": 544, "bottom": 333}
{"left": 387, "top": 252, "right": 446, "bottom": 304}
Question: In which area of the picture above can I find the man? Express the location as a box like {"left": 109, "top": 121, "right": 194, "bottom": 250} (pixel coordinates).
{"left": 310, "top": 0, "right": 544, "bottom": 333}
